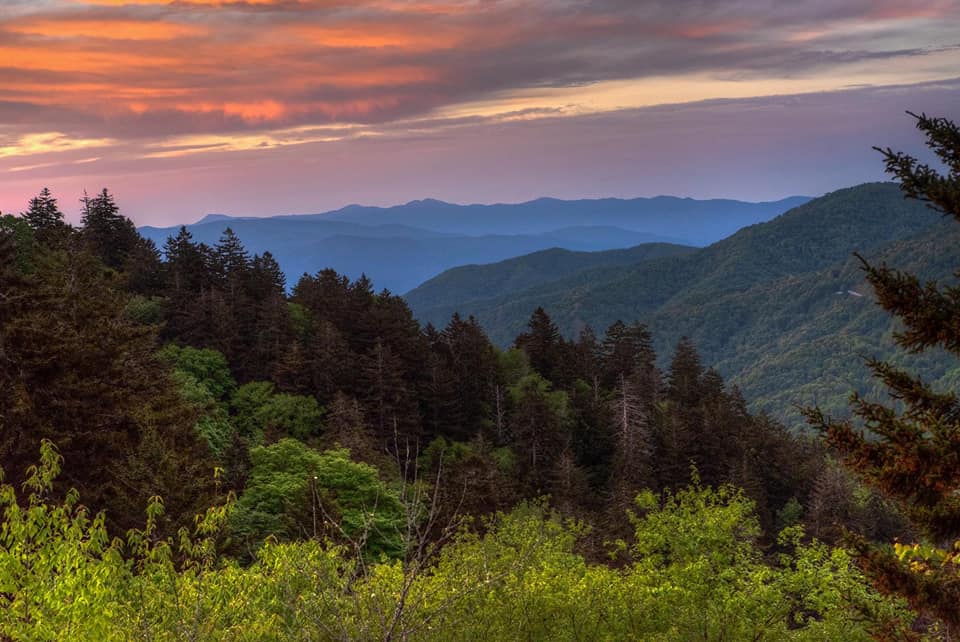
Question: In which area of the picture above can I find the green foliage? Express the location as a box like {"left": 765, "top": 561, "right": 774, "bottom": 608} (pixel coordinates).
{"left": 497, "top": 347, "right": 531, "bottom": 385}
{"left": 256, "top": 394, "right": 324, "bottom": 442}
{"left": 157, "top": 343, "right": 236, "bottom": 399}
{"left": 0, "top": 446, "right": 920, "bottom": 641}
{"left": 229, "top": 381, "right": 277, "bottom": 441}
{"left": 172, "top": 370, "right": 233, "bottom": 457}
{"left": 0, "top": 441, "right": 128, "bottom": 641}
{"left": 0, "top": 214, "right": 36, "bottom": 274}
{"left": 231, "top": 440, "right": 403, "bottom": 557}
{"left": 229, "top": 382, "right": 324, "bottom": 445}
{"left": 124, "top": 294, "right": 166, "bottom": 325}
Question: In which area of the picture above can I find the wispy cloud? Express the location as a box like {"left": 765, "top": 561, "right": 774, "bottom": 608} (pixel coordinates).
{"left": 1, "top": 0, "right": 957, "bottom": 149}
{"left": 0, "top": 0, "right": 958, "bottom": 221}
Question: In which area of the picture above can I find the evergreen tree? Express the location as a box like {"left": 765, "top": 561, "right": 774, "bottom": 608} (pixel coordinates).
{"left": 514, "top": 307, "right": 569, "bottom": 385}
{"left": 0, "top": 242, "right": 215, "bottom": 535}
{"left": 124, "top": 236, "right": 163, "bottom": 295}
{"left": 272, "top": 340, "right": 311, "bottom": 396}
{"left": 304, "top": 319, "right": 353, "bottom": 404}
{"left": 360, "top": 338, "right": 418, "bottom": 451}
{"left": 437, "top": 314, "right": 498, "bottom": 441}
{"left": 806, "top": 113, "right": 960, "bottom": 633}
{"left": 323, "top": 392, "right": 382, "bottom": 468}
{"left": 508, "top": 373, "right": 571, "bottom": 495}
{"left": 548, "top": 448, "right": 592, "bottom": 516}
{"left": 22, "top": 188, "right": 68, "bottom": 246}
{"left": 667, "top": 336, "right": 704, "bottom": 407}
{"left": 80, "top": 189, "right": 139, "bottom": 270}
{"left": 245, "top": 252, "right": 293, "bottom": 382}
{"left": 163, "top": 226, "right": 206, "bottom": 295}
{"left": 23, "top": 187, "right": 62, "bottom": 230}
{"left": 420, "top": 325, "right": 459, "bottom": 443}
{"left": 214, "top": 227, "right": 250, "bottom": 298}
{"left": 573, "top": 325, "right": 602, "bottom": 399}
{"left": 655, "top": 337, "right": 706, "bottom": 489}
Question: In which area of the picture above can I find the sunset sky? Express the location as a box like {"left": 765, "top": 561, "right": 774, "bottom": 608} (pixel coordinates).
{"left": 1, "top": 0, "right": 959, "bottom": 225}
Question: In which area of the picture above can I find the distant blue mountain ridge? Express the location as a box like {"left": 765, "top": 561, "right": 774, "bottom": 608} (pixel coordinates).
{"left": 138, "top": 194, "right": 811, "bottom": 293}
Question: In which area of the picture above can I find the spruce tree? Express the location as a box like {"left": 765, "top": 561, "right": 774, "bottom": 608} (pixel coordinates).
{"left": 23, "top": 188, "right": 62, "bottom": 230}
{"left": 515, "top": 307, "right": 568, "bottom": 385}
{"left": 213, "top": 227, "right": 250, "bottom": 298}
{"left": 805, "top": 113, "right": 960, "bottom": 632}
{"left": 22, "top": 188, "right": 68, "bottom": 246}
{"left": 0, "top": 241, "right": 215, "bottom": 535}
{"left": 80, "top": 188, "right": 139, "bottom": 269}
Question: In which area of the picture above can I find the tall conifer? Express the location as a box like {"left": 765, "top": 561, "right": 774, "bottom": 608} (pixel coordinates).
{"left": 806, "top": 113, "right": 960, "bottom": 632}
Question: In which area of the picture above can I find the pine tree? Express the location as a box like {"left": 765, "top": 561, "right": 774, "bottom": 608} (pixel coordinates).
{"left": 656, "top": 337, "right": 706, "bottom": 489}
{"left": 573, "top": 325, "right": 602, "bottom": 400}
{"left": 805, "top": 113, "right": 960, "bottom": 632}
{"left": 667, "top": 336, "right": 703, "bottom": 407}
{"left": 437, "top": 314, "right": 498, "bottom": 441}
{"left": 124, "top": 236, "right": 163, "bottom": 295}
{"left": 23, "top": 188, "right": 62, "bottom": 229}
{"left": 22, "top": 188, "right": 68, "bottom": 246}
{"left": 214, "top": 227, "right": 250, "bottom": 298}
{"left": 548, "top": 448, "right": 592, "bottom": 516}
{"left": 508, "top": 373, "right": 571, "bottom": 495}
{"left": 303, "top": 319, "right": 353, "bottom": 403}
{"left": 245, "top": 252, "right": 293, "bottom": 381}
{"left": 271, "top": 340, "right": 311, "bottom": 395}
{"left": 163, "top": 226, "right": 206, "bottom": 294}
{"left": 515, "top": 307, "right": 569, "bottom": 385}
{"left": 0, "top": 242, "right": 215, "bottom": 535}
{"left": 360, "top": 338, "right": 418, "bottom": 451}
{"left": 80, "top": 188, "right": 139, "bottom": 270}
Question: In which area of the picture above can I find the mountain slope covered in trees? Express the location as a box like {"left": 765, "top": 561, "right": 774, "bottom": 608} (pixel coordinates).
{"left": 139, "top": 194, "right": 806, "bottom": 293}
{"left": 406, "top": 183, "right": 954, "bottom": 427}
{"left": 0, "top": 183, "right": 934, "bottom": 637}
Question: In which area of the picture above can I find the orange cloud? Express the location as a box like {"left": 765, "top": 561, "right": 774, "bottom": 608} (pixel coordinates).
{"left": 72, "top": 0, "right": 282, "bottom": 5}
{"left": 284, "top": 23, "right": 465, "bottom": 51}
{"left": 7, "top": 18, "right": 206, "bottom": 40}
{"left": 1, "top": 0, "right": 957, "bottom": 171}
{"left": 0, "top": 44, "right": 175, "bottom": 72}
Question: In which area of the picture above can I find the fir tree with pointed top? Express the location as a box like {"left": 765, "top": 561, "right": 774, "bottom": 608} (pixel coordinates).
{"left": 515, "top": 307, "right": 569, "bottom": 385}
{"left": 805, "top": 113, "right": 960, "bottom": 634}
{"left": 22, "top": 188, "right": 68, "bottom": 246}
{"left": 80, "top": 188, "right": 139, "bottom": 269}
{"left": 214, "top": 227, "right": 250, "bottom": 296}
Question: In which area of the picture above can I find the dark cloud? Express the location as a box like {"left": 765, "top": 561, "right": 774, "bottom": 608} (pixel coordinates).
{"left": 0, "top": 0, "right": 957, "bottom": 144}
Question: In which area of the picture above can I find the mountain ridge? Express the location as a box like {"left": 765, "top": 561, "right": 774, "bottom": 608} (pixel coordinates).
{"left": 140, "top": 193, "right": 807, "bottom": 293}
{"left": 403, "top": 182, "right": 954, "bottom": 428}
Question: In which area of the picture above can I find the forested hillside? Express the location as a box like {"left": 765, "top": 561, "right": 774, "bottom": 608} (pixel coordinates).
{"left": 404, "top": 243, "right": 696, "bottom": 311}
{"left": 407, "top": 183, "right": 954, "bottom": 427}
{"left": 0, "top": 186, "right": 926, "bottom": 638}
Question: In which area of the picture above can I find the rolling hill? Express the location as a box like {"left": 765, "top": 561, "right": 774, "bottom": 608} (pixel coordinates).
{"left": 405, "top": 183, "right": 958, "bottom": 428}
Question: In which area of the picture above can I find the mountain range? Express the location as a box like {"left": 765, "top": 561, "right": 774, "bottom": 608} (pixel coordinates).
{"left": 405, "top": 183, "right": 959, "bottom": 428}
{"left": 139, "top": 195, "right": 809, "bottom": 293}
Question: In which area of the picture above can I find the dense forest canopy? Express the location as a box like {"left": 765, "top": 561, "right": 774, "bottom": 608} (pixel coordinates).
{"left": 406, "top": 183, "right": 960, "bottom": 429}
{"left": 1, "top": 114, "right": 958, "bottom": 637}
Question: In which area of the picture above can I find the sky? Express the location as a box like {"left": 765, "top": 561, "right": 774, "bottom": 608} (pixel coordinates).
{"left": 1, "top": 0, "right": 959, "bottom": 226}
